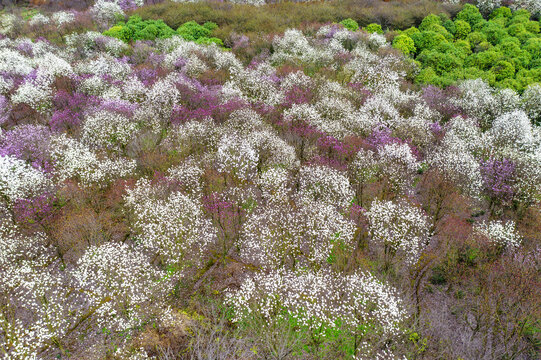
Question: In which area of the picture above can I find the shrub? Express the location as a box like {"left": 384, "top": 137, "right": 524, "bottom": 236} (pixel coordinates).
{"left": 480, "top": 21, "right": 508, "bottom": 44}
{"left": 491, "top": 59, "right": 516, "bottom": 80}
{"left": 419, "top": 14, "right": 442, "bottom": 31}
{"left": 392, "top": 34, "right": 416, "bottom": 55}
{"left": 339, "top": 18, "right": 359, "bottom": 31}
{"left": 411, "top": 31, "right": 448, "bottom": 52}
{"left": 363, "top": 23, "right": 383, "bottom": 34}
{"left": 490, "top": 6, "right": 512, "bottom": 19}
{"left": 456, "top": 4, "right": 485, "bottom": 27}
{"left": 177, "top": 20, "right": 212, "bottom": 41}
{"left": 454, "top": 19, "right": 471, "bottom": 39}
{"left": 103, "top": 15, "right": 176, "bottom": 42}
{"left": 409, "top": 5, "right": 541, "bottom": 91}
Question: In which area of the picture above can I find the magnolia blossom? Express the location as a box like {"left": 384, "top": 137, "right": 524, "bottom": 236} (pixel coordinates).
{"left": 50, "top": 134, "right": 136, "bottom": 186}
{"left": 378, "top": 142, "right": 420, "bottom": 195}
{"left": 473, "top": 220, "right": 522, "bottom": 249}
{"left": 366, "top": 199, "right": 431, "bottom": 265}
{"left": 298, "top": 164, "right": 354, "bottom": 209}
{"left": 74, "top": 242, "right": 172, "bottom": 332}
{"left": 124, "top": 178, "right": 216, "bottom": 269}
{"left": 225, "top": 269, "right": 406, "bottom": 338}
{"left": 81, "top": 110, "right": 138, "bottom": 152}
{"left": 0, "top": 155, "right": 49, "bottom": 204}
{"left": 238, "top": 201, "right": 355, "bottom": 270}
{"left": 215, "top": 134, "right": 259, "bottom": 180}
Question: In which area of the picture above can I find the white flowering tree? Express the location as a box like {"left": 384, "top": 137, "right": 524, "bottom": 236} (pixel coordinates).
{"left": 378, "top": 143, "right": 420, "bottom": 197}
{"left": 0, "top": 155, "right": 50, "bottom": 207}
{"left": 0, "top": 220, "right": 86, "bottom": 358}
{"left": 50, "top": 134, "right": 136, "bottom": 187}
{"left": 124, "top": 178, "right": 217, "bottom": 270}
{"left": 81, "top": 110, "right": 139, "bottom": 153}
{"left": 74, "top": 242, "right": 172, "bottom": 333}
{"left": 238, "top": 201, "right": 355, "bottom": 270}
{"left": 225, "top": 269, "right": 407, "bottom": 358}
{"left": 366, "top": 199, "right": 431, "bottom": 267}
{"left": 215, "top": 134, "right": 259, "bottom": 181}
{"left": 298, "top": 164, "right": 354, "bottom": 209}
{"left": 473, "top": 220, "right": 522, "bottom": 251}
{"left": 349, "top": 148, "right": 379, "bottom": 207}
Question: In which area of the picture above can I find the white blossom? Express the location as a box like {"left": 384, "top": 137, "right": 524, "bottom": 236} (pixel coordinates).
{"left": 124, "top": 178, "right": 216, "bottom": 269}
{"left": 238, "top": 201, "right": 355, "bottom": 270}
{"left": 225, "top": 269, "right": 406, "bottom": 338}
{"left": 298, "top": 165, "right": 354, "bottom": 209}
{"left": 366, "top": 199, "right": 430, "bottom": 265}
{"left": 50, "top": 134, "right": 136, "bottom": 186}
{"left": 0, "top": 155, "right": 49, "bottom": 204}
{"left": 473, "top": 220, "right": 522, "bottom": 249}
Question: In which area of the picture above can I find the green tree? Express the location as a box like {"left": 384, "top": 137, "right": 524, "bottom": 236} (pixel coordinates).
{"left": 454, "top": 20, "right": 471, "bottom": 40}
{"left": 456, "top": 4, "right": 484, "bottom": 27}
{"left": 339, "top": 18, "right": 359, "bottom": 31}
{"left": 364, "top": 23, "right": 383, "bottom": 34}
{"left": 411, "top": 31, "right": 447, "bottom": 52}
{"left": 491, "top": 60, "right": 515, "bottom": 81}
{"left": 392, "top": 34, "right": 416, "bottom": 55}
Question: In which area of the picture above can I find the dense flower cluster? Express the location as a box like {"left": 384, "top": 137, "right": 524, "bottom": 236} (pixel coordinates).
{"left": 0, "top": 155, "right": 50, "bottom": 204}
{"left": 51, "top": 134, "right": 136, "bottom": 186}
{"left": 74, "top": 242, "right": 172, "bottom": 331}
{"left": 226, "top": 269, "right": 406, "bottom": 355}
{"left": 227, "top": 269, "right": 404, "bottom": 332}
{"left": 473, "top": 220, "right": 523, "bottom": 249}
{"left": 366, "top": 200, "right": 431, "bottom": 265}
{"left": 124, "top": 178, "right": 216, "bottom": 269}
{"left": 238, "top": 201, "right": 355, "bottom": 270}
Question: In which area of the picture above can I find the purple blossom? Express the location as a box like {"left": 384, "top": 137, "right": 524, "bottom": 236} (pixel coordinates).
{"left": 171, "top": 80, "right": 246, "bottom": 124}
{"left": 13, "top": 192, "right": 57, "bottom": 227}
{"left": 99, "top": 98, "right": 138, "bottom": 117}
{"left": 480, "top": 158, "right": 516, "bottom": 207}
{"left": 16, "top": 42, "right": 33, "bottom": 57}
{"left": 429, "top": 121, "right": 443, "bottom": 136}
{"left": 307, "top": 156, "right": 347, "bottom": 171}
{"left": 173, "top": 57, "right": 187, "bottom": 71}
{"left": 51, "top": 91, "right": 97, "bottom": 132}
{"left": 118, "top": 0, "right": 139, "bottom": 11}
{"left": 50, "top": 109, "right": 82, "bottom": 133}
{"left": 282, "top": 85, "right": 314, "bottom": 107}
{"left": 0, "top": 95, "right": 10, "bottom": 125}
{"left": 422, "top": 85, "right": 462, "bottom": 120}
{"left": 232, "top": 34, "right": 249, "bottom": 50}
{"left": 366, "top": 125, "right": 402, "bottom": 148}
{"left": 0, "top": 125, "right": 53, "bottom": 173}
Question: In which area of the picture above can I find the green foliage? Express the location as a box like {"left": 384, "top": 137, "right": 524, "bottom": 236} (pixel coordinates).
{"left": 456, "top": 4, "right": 484, "bottom": 27}
{"left": 339, "top": 18, "right": 359, "bottom": 31}
{"left": 103, "top": 15, "right": 176, "bottom": 42}
{"left": 490, "top": 6, "right": 512, "bottom": 20}
{"left": 392, "top": 34, "right": 416, "bottom": 55}
{"left": 103, "top": 16, "right": 223, "bottom": 47}
{"left": 418, "top": 49, "right": 463, "bottom": 75}
{"left": 409, "top": 6, "right": 541, "bottom": 92}
{"left": 403, "top": 27, "right": 420, "bottom": 37}
{"left": 411, "top": 31, "right": 448, "bottom": 53}
{"left": 203, "top": 21, "right": 218, "bottom": 31}
{"left": 364, "top": 23, "right": 383, "bottom": 34}
{"left": 454, "top": 20, "right": 471, "bottom": 39}
{"left": 480, "top": 21, "right": 507, "bottom": 44}
{"left": 419, "top": 14, "right": 441, "bottom": 31}
{"left": 177, "top": 20, "right": 212, "bottom": 41}
{"left": 491, "top": 60, "right": 515, "bottom": 81}
{"left": 442, "top": 19, "right": 456, "bottom": 35}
